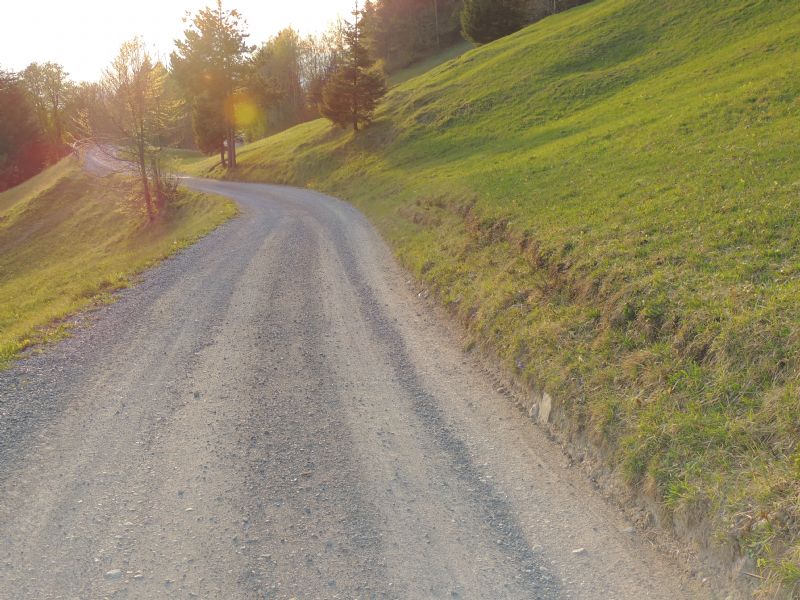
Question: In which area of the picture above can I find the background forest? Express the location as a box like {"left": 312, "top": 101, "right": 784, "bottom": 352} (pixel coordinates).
{"left": 0, "top": 0, "right": 589, "bottom": 192}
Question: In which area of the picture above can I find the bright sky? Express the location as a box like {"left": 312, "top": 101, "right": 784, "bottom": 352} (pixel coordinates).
{"left": 1, "top": 0, "right": 357, "bottom": 82}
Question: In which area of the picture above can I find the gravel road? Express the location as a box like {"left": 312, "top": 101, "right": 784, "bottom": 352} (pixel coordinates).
{"left": 0, "top": 179, "right": 707, "bottom": 599}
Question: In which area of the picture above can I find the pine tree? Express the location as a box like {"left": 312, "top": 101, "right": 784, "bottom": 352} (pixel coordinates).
{"left": 461, "top": 0, "right": 526, "bottom": 45}
{"left": 192, "top": 92, "right": 227, "bottom": 166}
{"left": 171, "top": 1, "right": 253, "bottom": 168}
{"left": 320, "top": 3, "right": 387, "bottom": 132}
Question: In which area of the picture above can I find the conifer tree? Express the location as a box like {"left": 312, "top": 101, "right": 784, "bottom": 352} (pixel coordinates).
{"left": 320, "top": 3, "right": 387, "bottom": 132}
{"left": 171, "top": 1, "right": 253, "bottom": 168}
{"left": 461, "top": 0, "right": 526, "bottom": 45}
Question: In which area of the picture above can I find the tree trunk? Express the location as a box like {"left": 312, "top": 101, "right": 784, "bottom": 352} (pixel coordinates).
{"left": 151, "top": 158, "right": 165, "bottom": 211}
{"left": 352, "top": 70, "right": 359, "bottom": 132}
{"left": 139, "top": 165, "right": 154, "bottom": 222}
{"left": 228, "top": 127, "right": 237, "bottom": 168}
{"left": 220, "top": 145, "right": 227, "bottom": 169}
{"left": 138, "top": 141, "right": 154, "bottom": 222}
{"left": 54, "top": 112, "right": 62, "bottom": 146}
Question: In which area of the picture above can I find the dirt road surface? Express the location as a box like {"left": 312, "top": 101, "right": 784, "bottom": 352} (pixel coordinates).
{"left": 0, "top": 179, "right": 707, "bottom": 599}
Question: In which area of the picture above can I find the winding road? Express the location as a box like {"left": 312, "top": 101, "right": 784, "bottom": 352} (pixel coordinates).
{"left": 0, "top": 178, "right": 706, "bottom": 598}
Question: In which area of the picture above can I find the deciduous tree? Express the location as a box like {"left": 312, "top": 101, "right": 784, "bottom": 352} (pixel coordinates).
{"left": 301, "top": 22, "right": 346, "bottom": 114}
{"left": 252, "top": 28, "right": 306, "bottom": 135}
{"left": 100, "top": 39, "right": 176, "bottom": 220}
{"left": 21, "top": 62, "right": 72, "bottom": 159}
{"left": 0, "top": 69, "right": 47, "bottom": 190}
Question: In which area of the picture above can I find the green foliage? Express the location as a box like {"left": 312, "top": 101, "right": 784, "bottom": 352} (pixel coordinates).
{"left": 171, "top": 0, "right": 254, "bottom": 168}
{"left": 320, "top": 6, "right": 388, "bottom": 131}
{"left": 362, "top": 0, "right": 464, "bottom": 71}
{"left": 183, "top": 0, "right": 800, "bottom": 590}
{"left": 0, "top": 62, "right": 76, "bottom": 190}
{"left": 461, "top": 0, "right": 526, "bottom": 44}
{"left": 251, "top": 28, "right": 307, "bottom": 135}
{"left": 192, "top": 92, "right": 227, "bottom": 160}
{"left": 20, "top": 62, "right": 72, "bottom": 149}
{"left": 0, "top": 70, "right": 47, "bottom": 190}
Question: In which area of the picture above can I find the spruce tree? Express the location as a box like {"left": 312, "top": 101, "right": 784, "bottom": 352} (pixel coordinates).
{"left": 171, "top": 1, "right": 253, "bottom": 168}
{"left": 461, "top": 0, "right": 526, "bottom": 45}
{"left": 320, "top": 3, "right": 387, "bottom": 132}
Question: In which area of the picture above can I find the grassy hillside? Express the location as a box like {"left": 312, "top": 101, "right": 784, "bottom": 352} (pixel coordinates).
{"left": 0, "top": 158, "right": 237, "bottom": 366}
{"left": 186, "top": 0, "right": 800, "bottom": 591}
{"left": 387, "top": 41, "right": 471, "bottom": 87}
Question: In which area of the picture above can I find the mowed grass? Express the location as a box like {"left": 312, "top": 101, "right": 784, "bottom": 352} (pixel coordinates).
{"left": 0, "top": 158, "right": 237, "bottom": 366}
{"left": 162, "top": 148, "right": 213, "bottom": 173}
{"left": 387, "top": 41, "right": 471, "bottom": 87}
{"left": 186, "top": 0, "right": 800, "bottom": 590}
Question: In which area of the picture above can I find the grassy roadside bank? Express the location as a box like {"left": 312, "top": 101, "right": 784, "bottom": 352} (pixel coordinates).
{"left": 0, "top": 158, "right": 237, "bottom": 367}
{"left": 181, "top": 0, "right": 799, "bottom": 594}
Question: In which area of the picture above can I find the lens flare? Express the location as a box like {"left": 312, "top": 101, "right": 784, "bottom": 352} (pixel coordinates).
{"left": 233, "top": 96, "right": 260, "bottom": 128}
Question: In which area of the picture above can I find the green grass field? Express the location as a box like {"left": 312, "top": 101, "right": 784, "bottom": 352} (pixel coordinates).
{"left": 0, "top": 158, "right": 237, "bottom": 367}
{"left": 387, "top": 41, "right": 471, "bottom": 87}
{"left": 183, "top": 0, "right": 800, "bottom": 591}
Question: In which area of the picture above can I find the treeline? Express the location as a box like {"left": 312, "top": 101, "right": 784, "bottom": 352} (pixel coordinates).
{"left": 243, "top": 0, "right": 593, "bottom": 137}
{"left": 363, "top": 0, "right": 464, "bottom": 71}
{"left": 0, "top": 0, "right": 590, "bottom": 196}
{"left": 0, "top": 65, "right": 74, "bottom": 190}
{"left": 243, "top": 0, "right": 463, "bottom": 138}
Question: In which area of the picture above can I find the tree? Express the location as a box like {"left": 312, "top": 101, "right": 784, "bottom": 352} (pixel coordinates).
{"left": 460, "top": 0, "right": 525, "bottom": 44}
{"left": 0, "top": 69, "right": 47, "bottom": 190}
{"left": 320, "top": 3, "right": 387, "bottom": 132}
{"left": 192, "top": 91, "right": 227, "bottom": 164}
{"left": 361, "top": 0, "right": 463, "bottom": 71}
{"left": 171, "top": 1, "right": 254, "bottom": 169}
{"left": 21, "top": 62, "right": 72, "bottom": 160}
{"left": 100, "top": 39, "right": 174, "bottom": 221}
{"left": 302, "top": 21, "right": 346, "bottom": 113}
{"left": 251, "top": 28, "right": 307, "bottom": 135}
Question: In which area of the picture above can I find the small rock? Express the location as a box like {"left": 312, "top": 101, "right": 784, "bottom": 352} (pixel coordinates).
{"left": 105, "top": 569, "right": 123, "bottom": 580}
{"left": 622, "top": 527, "right": 635, "bottom": 535}
{"left": 571, "top": 548, "right": 587, "bottom": 555}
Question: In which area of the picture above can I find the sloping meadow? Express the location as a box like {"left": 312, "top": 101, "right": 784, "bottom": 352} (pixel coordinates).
{"left": 0, "top": 160, "right": 237, "bottom": 365}
{"left": 192, "top": 0, "right": 800, "bottom": 590}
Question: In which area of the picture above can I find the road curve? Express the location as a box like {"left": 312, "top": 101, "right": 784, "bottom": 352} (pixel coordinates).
{"left": 0, "top": 179, "right": 705, "bottom": 599}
